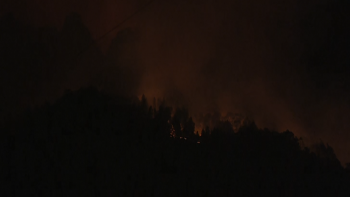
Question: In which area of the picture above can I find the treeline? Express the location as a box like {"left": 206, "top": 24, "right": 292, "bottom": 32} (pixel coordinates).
{"left": 1, "top": 87, "right": 350, "bottom": 197}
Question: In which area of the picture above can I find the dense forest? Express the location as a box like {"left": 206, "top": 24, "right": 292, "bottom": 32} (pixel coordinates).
{"left": 0, "top": 87, "right": 350, "bottom": 197}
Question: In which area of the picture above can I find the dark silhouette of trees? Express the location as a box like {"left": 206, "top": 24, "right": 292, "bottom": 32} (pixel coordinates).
{"left": 211, "top": 120, "right": 234, "bottom": 143}
{"left": 1, "top": 86, "right": 349, "bottom": 196}
{"left": 171, "top": 107, "right": 195, "bottom": 139}
{"left": 1, "top": 11, "right": 350, "bottom": 197}
{"left": 201, "top": 126, "right": 210, "bottom": 142}
{"left": 346, "top": 163, "right": 350, "bottom": 170}
{"left": 183, "top": 117, "right": 195, "bottom": 140}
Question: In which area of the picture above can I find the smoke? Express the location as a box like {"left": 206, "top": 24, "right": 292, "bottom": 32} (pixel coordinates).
{"left": 1, "top": 0, "right": 350, "bottom": 164}
{"left": 132, "top": 0, "right": 350, "bottom": 164}
{"left": 133, "top": 0, "right": 303, "bottom": 129}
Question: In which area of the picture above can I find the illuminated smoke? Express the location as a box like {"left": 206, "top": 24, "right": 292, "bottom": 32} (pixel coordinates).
{"left": 1, "top": 0, "right": 350, "bottom": 164}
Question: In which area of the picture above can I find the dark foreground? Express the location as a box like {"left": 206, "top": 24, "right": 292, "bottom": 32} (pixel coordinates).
{"left": 1, "top": 87, "right": 350, "bottom": 197}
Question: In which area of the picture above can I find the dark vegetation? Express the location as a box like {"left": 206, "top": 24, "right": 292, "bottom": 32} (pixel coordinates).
{"left": 1, "top": 11, "right": 350, "bottom": 196}
{"left": 1, "top": 87, "right": 350, "bottom": 197}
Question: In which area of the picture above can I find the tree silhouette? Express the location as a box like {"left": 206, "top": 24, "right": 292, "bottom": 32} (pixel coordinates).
{"left": 1, "top": 11, "right": 350, "bottom": 196}
{"left": 183, "top": 117, "right": 195, "bottom": 140}
{"left": 1, "top": 87, "right": 350, "bottom": 196}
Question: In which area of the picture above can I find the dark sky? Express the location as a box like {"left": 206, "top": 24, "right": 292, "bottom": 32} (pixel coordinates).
{"left": 1, "top": 0, "right": 350, "bottom": 164}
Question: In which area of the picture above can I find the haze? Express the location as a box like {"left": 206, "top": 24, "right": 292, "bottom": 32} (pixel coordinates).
{"left": 1, "top": 0, "right": 349, "bottom": 164}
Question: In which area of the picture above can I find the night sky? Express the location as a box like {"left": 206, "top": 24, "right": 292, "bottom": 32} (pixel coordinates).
{"left": 1, "top": 0, "right": 350, "bottom": 164}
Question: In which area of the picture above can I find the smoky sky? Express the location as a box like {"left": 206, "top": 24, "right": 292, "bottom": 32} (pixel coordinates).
{"left": 1, "top": 0, "right": 350, "bottom": 164}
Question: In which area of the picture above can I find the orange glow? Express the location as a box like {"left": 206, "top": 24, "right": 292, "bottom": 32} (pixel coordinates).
{"left": 2, "top": 0, "right": 349, "bottom": 165}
